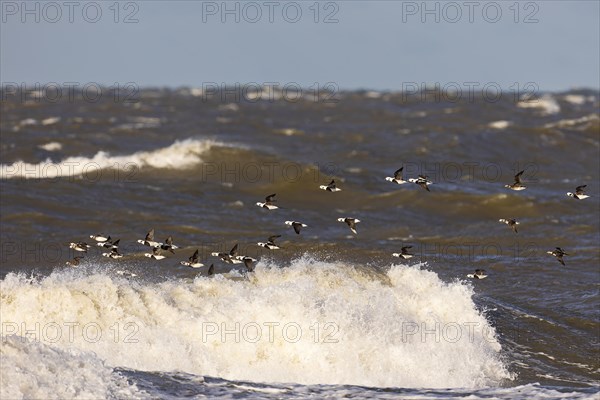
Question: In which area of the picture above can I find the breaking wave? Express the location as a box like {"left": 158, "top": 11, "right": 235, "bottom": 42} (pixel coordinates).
{"left": 0, "top": 138, "right": 221, "bottom": 179}
{"left": 0, "top": 257, "right": 512, "bottom": 390}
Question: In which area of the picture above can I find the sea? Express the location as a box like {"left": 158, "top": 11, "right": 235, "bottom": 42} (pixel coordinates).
{"left": 0, "top": 86, "right": 598, "bottom": 399}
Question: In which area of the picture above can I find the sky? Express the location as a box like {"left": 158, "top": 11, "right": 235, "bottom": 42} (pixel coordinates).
{"left": 1, "top": 1, "right": 599, "bottom": 92}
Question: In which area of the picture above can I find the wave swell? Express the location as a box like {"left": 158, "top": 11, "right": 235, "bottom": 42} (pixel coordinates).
{"left": 0, "top": 257, "right": 512, "bottom": 389}
{"left": 0, "top": 138, "right": 220, "bottom": 179}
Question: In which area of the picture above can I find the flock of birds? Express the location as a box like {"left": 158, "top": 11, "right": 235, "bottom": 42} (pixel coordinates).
{"left": 66, "top": 167, "right": 590, "bottom": 280}
{"left": 385, "top": 168, "right": 588, "bottom": 277}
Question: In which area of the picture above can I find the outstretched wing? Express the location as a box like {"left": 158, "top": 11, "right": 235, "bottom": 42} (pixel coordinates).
{"left": 514, "top": 170, "right": 525, "bottom": 183}
{"left": 268, "top": 235, "right": 281, "bottom": 243}
{"left": 394, "top": 166, "right": 403, "bottom": 180}
{"left": 292, "top": 223, "right": 302, "bottom": 234}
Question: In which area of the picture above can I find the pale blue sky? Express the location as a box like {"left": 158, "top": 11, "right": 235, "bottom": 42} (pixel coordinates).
{"left": 1, "top": 1, "right": 599, "bottom": 91}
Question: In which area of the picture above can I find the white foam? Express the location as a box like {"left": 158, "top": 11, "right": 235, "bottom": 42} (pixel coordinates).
{"left": 562, "top": 94, "right": 594, "bottom": 105}
{"left": 0, "top": 258, "right": 512, "bottom": 388}
{"left": 488, "top": 120, "right": 511, "bottom": 129}
{"left": 190, "top": 88, "right": 204, "bottom": 97}
{"left": 543, "top": 114, "right": 599, "bottom": 129}
{"left": 19, "top": 118, "right": 37, "bottom": 126}
{"left": 0, "top": 138, "right": 220, "bottom": 179}
{"left": 37, "top": 142, "right": 63, "bottom": 152}
{"left": 365, "top": 91, "right": 382, "bottom": 99}
{"left": 0, "top": 335, "right": 146, "bottom": 399}
{"left": 273, "top": 128, "right": 303, "bottom": 136}
{"left": 517, "top": 95, "right": 560, "bottom": 115}
{"left": 41, "top": 117, "right": 61, "bottom": 126}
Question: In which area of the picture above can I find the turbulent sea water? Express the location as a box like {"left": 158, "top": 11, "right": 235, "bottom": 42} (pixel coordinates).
{"left": 0, "top": 88, "right": 599, "bottom": 399}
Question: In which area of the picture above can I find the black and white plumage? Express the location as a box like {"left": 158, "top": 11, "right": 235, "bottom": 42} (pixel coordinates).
{"left": 319, "top": 179, "right": 342, "bottom": 192}
{"left": 256, "top": 194, "right": 278, "bottom": 210}
{"left": 160, "top": 236, "right": 178, "bottom": 254}
{"left": 408, "top": 175, "right": 432, "bottom": 191}
{"left": 138, "top": 228, "right": 161, "bottom": 248}
{"left": 385, "top": 166, "right": 407, "bottom": 185}
{"left": 235, "top": 256, "right": 256, "bottom": 272}
{"left": 258, "top": 235, "right": 281, "bottom": 250}
{"left": 180, "top": 249, "right": 204, "bottom": 268}
{"left": 285, "top": 220, "right": 307, "bottom": 235}
{"left": 102, "top": 249, "right": 123, "bottom": 259}
{"left": 505, "top": 170, "right": 526, "bottom": 191}
{"left": 467, "top": 269, "right": 488, "bottom": 279}
{"left": 69, "top": 242, "right": 91, "bottom": 252}
{"left": 211, "top": 244, "right": 242, "bottom": 264}
{"left": 207, "top": 264, "right": 215, "bottom": 276}
{"left": 90, "top": 234, "right": 110, "bottom": 242}
{"left": 499, "top": 218, "right": 520, "bottom": 233}
{"left": 98, "top": 238, "right": 119, "bottom": 250}
{"left": 337, "top": 217, "right": 360, "bottom": 234}
{"left": 547, "top": 247, "right": 568, "bottom": 266}
{"left": 145, "top": 247, "right": 166, "bottom": 260}
{"left": 567, "top": 185, "right": 589, "bottom": 200}
{"left": 66, "top": 256, "right": 83, "bottom": 267}
{"left": 392, "top": 246, "right": 414, "bottom": 259}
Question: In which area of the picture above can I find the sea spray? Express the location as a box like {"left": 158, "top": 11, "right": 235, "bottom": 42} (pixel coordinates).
{"left": 0, "top": 138, "right": 221, "bottom": 179}
{"left": 0, "top": 335, "right": 147, "bottom": 399}
{"left": 0, "top": 256, "right": 512, "bottom": 388}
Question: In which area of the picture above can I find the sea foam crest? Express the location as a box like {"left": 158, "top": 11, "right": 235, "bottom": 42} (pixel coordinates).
{"left": 0, "top": 138, "right": 220, "bottom": 179}
{"left": 0, "top": 335, "right": 147, "bottom": 400}
{"left": 517, "top": 94, "right": 560, "bottom": 115}
{"left": 0, "top": 257, "right": 512, "bottom": 388}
